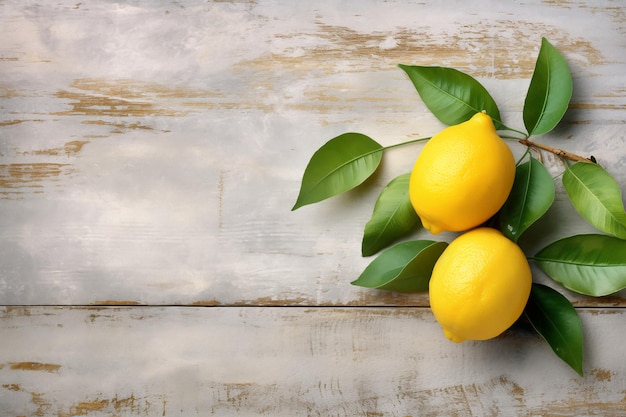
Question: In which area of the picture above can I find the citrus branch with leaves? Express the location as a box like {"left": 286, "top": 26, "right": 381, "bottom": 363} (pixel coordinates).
{"left": 292, "top": 37, "right": 626, "bottom": 376}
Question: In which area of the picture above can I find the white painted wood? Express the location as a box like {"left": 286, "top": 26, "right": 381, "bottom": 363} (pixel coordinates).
{"left": 0, "top": 1, "right": 625, "bottom": 414}
{"left": 0, "top": 306, "right": 625, "bottom": 416}
{"left": 0, "top": 0, "right": 624, "bottom": 306}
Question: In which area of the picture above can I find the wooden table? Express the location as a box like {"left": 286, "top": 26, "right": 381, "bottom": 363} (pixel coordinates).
{"left": 1, "top": 1, "right": 625, "bottom": 415}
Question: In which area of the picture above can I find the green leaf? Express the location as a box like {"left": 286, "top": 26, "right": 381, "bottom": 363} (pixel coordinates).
{"left": 562, "top": 162, "right": 626, "bottom": 239}
{"left": 523, "top": 37, "right": 573, "bottom": 136}
{"left": 398, "top": 65, "right": 503, "bottom": 129}
{"left": 362, "top": 173, "right": 421, "bottom": 256}
{"left": 352, "top": 240, "right": 447, "bottom": 292}
{"left": 533, "top": 234, "right": 626, "bottom": 296}
{"left": 292, "top": 132, "right": 383, "bottom": 210}
{"left": 500, "top": 156, "right": 555, "bottom": 242}
{"left": 525, "top": 284, "right": 583, "bottom": 376}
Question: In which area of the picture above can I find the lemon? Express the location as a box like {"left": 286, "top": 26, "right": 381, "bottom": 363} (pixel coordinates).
{"left": 409, "top": 112, "right": 515, "bottom": 234}
{"left": 429, "top": 227, "right": 532, "bottom": 343}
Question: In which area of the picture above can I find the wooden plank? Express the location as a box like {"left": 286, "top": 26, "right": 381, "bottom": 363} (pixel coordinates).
{"left": 0, "top": 306, "right": 625, "bottom": 416}
{"left": 0, "top": 0, "right": 625, "bottom": 307}
{"left": 1, "top": 2, "right": 624, "bottom": 415}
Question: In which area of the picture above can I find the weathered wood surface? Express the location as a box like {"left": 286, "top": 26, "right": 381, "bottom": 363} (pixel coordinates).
{"left": 1, "top": 0, "right": 625, "bottom": 415}
{"left": 1, "top": 306, "right": 625, "bottom": 417}
{"left": 1, "top": 0, "right": 624, "bottom": 307}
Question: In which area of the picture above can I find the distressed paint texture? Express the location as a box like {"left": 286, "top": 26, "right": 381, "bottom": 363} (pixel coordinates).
{"left": 0, "top": 307, "right": 626, "bottom": 416}
{"left": 0, "top": 0, "right": 624, "bottom": 306}
{"left": 0, "top": 0, "right": 625, "bottom": 414}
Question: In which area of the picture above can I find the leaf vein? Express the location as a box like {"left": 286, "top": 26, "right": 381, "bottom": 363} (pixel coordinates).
{"left": 568, "top": 167, "right": 626, "bottom": 232}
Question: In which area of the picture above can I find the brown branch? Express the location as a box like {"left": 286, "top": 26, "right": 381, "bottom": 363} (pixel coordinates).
{"left": 518, "top": 139, "right": 596, "bottom": 163}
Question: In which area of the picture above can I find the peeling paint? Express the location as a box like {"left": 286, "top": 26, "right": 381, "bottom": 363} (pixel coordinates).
{"left": 0, "top": 163, "right": 70, "bottom": 187}
{"left": 1, "top": 307, "right": 32, "bottom": 318}
{"left": 191, "top": 299, "right": 222, "bottom": 306}
{"left": 569, "top": 102, "right": 626, "bottom": 110}
{"left": 9, "top": 362, "right": 61, "bottom": 373}
{"left": 67, "top": 399, "right": 108, "bottom": 414}
{"left": 237, "top": 20, "right": 605, "bottom": 81}
{"left": 0, "top": 163, "right": 73, "bottom": 199}
{"left": 18, "top": 140, "right": 89, "bottom": 157}
{"left": 57, "top": 394, "right": 162, "bottom": 417}
{"left": 92, "top": 300, "right": 142, "bottom": 306}
{"left": 0, "top": 119, "right": 45, "bottom": 127}
{"left": 538, "top": 397, "right": 626, "bottom": 416}
{"left": 591, "top": 368, "right": 613, "bottom": 382}
{"left": 51, "top": 78, "right": 222, "bottom": 119}
{"left": 31, "top": 391, "right": 52, "bottom": 417}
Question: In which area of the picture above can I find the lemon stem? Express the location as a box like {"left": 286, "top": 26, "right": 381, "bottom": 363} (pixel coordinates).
{"left": 518, "top": 139, "right": 595, "bottom": 163}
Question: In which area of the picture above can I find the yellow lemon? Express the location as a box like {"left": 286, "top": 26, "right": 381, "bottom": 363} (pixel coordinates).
{"left": 429, "top": 227, "right": 532, "bottom": 343}
{"left": 409, "top": 112, "right": 515, "bottom": 234}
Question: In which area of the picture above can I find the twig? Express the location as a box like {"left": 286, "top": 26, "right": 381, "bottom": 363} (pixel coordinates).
{"left": 518, "top": 139, "right": 596, "bottom": 163}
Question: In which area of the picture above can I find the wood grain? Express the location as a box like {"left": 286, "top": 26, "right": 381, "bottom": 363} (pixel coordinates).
{"left": 1, "top": 306, "right": 625, "bottom": 416}
{"left": 0, "top": 0, "right": 624, "bottom": 305}
{"left": 0, "top": 0, "right": 625, "bottom": 414}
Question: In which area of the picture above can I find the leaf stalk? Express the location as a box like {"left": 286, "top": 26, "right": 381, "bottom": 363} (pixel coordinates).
{"left": 382, "top": 136, "right": 431, "bottom": 152}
